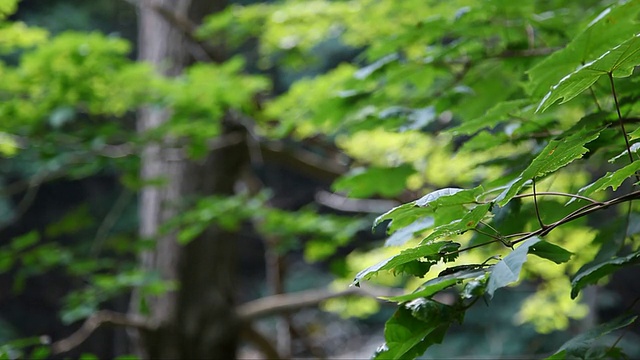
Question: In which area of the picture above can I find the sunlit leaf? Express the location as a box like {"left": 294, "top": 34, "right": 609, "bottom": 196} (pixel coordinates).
{"left": 527, "top": 1, "right": 640, "bottom": 98}
{"left": 537, "top": 33, "right": 640, "bottom": 113}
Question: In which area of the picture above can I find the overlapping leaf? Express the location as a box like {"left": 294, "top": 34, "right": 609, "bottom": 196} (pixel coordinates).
{"left": 387, "top": 267, "right": 488, "bottom": 302}
{"left": 353, "top": 241, "right": 456, "bottom": 285}
{"left": 528, "top": 1, "right": 640, "bottom": 98}
{"left": 537, "top": 33, "right": 640, "bottom": 113}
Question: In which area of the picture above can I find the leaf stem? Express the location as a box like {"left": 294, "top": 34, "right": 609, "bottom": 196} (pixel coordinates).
{"left": 532, "top": 178, "right": 546, "bottom": 230}
{"left": 513, "top": 191, "right": 602, "bottom": 204}
{"left": 608, "top": 73, "right": 639, "bottom": 182}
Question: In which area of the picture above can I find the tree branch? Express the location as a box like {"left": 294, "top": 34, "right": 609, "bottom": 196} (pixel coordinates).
{"left": 237, "top": 285, "right": 400, "bottom": 322}
{"left": 51, "top": 311, "right": 154, "bottom": 355}
{"left": 315, "top": 190, "right": 400, "bottom": 213}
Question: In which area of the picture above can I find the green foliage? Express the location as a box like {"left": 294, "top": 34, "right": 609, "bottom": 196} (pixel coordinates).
{"left": 547, "top": 315, "right": 637, "bottom": 360}
{"left": 5, "top": 0, "right": 640, "bottom": 358}
{"left": 216, "top": 0, "right": 640, "bottom": 358}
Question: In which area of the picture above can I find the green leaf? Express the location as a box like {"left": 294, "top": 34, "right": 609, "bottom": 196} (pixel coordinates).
{"left": 415, "top": 186, "right": 484, "bottom": 209}
{"left": 385, "top": 217, "right": 434, "bottom": 247}
{"left": 578, "top": 160, "right": 640, "bottom": 196}
{"left": 527, "top": 1, "right": 640, "bottom": 98}
{"left": 333, "top": 164, "right": 416, "bottom": 198}
{"left": 495, "top": 127, "right": 603, "bottom": 206}
{"left": 418, "top": 203, "right": 492, "bottom": 245}
{"left": 353, "top": 241, "right": 456, "bottom": 285}
{"left": 374, "top": 299, "right": 461, "bottom": 360}
{"left": 448, "top": 99, "right": 531, "bottom": 136}
{"left": 571, "top": 249, "right": 640, "bottom": 299}
{"left": 537, "top": 33, "right": 640, "bottom": 113}
{"left": 528, "top": 240, "right": 573, "bottom": 264}
{"left": 374, "top": 202, "right": 432, "bottom": 234}
{"left": 546, "top": 315, "right": 637, "bottom": 360}
{"left": 486, "top": 237, "right": 540, "bottom": 298}
{"left": 386, "top": 268, "right": 488, "bottom": 302}
{"left": 10, "top": 231, "right": 40, "bottom": 251}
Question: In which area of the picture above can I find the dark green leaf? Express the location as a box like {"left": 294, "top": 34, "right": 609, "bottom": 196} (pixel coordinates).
{"left": 386, "top": 268, "right": 488, "bottom": 302}
{"left": 374, "top": 299, "right": 461, "bottom": 360}
{"left": 571, "top": 249, "right": 640, "bottom": 299}
{"left": 529, "top": 240, "right": 573, "bottom": 264}
{"left": 486, "top": 237, "right": 540, "bottom": 298}
{"left": 10, "top": 231, "right": 39, "bottom": 251}
{"left": 546, "top": 315, "right": 637, "bottom": 360}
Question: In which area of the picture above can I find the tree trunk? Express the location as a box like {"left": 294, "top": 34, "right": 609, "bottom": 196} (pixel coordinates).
{"left": 132, "top": 0, "right": 242, "bottom": 358}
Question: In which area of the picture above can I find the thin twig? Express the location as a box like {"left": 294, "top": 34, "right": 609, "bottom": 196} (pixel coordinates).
{"left": 514, "top": 191, "right": 602, "bottom": 204}
{"left": 609, "top": 72, "right": 639, "bottom": 182}
{"left": 532, "top": 178, "right": 546, "bottom": 230}
{"left": 237, "top": 285, "right": 401, "bottom": 322}
{"left": 451, "top": 189, "right": 640, "bottom": 256}
{"left": 51, "top": 311, "right": 153, "bottom": 355}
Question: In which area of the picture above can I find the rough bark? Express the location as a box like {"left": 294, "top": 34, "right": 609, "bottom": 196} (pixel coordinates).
{"left": 133, "top": 0, "right": 241, "bottom": 358}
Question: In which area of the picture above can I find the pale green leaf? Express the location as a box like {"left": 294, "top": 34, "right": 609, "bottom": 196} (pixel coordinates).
{"left": 486, "top": 237, "right": 540, "bottom": 298}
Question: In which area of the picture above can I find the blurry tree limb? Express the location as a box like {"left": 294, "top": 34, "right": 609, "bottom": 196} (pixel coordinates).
{"left": 51, "top": 311, "right": 153, "bottom": 355}
{"left": 237, "top": 285, "right": 400, "bottom": 322}
{"left": 315, "top": 190, "right": 400, "bottom": 213}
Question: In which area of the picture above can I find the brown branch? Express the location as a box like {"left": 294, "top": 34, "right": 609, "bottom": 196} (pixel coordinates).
{"left": 237, "top": 285, "right": 400, "bottom": 322}
{"left": 51, "top": 311, "right": 153, "bottom": 355}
